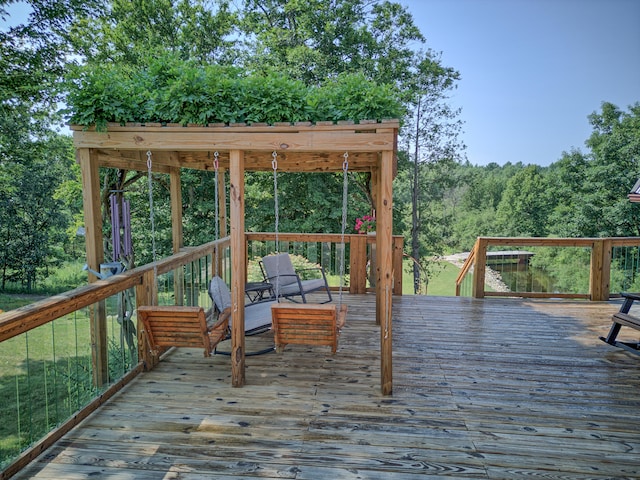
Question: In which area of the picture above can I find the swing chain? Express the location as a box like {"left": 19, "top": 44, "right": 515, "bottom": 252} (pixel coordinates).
{"left": 146, "top": 150, "right": 158, "bottom": 287}
{"left": 272, "top": 151, "right": 280, "bottom": 298}
{"left": 338, "top": 152, "right": 349, "bottom": 305}
{"left": 213, "top": 151, "right": 219, "bottom": 171}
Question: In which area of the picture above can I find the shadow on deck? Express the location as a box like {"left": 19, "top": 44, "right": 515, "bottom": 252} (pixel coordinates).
{"left": 14, "top": 295, "right": 640, "bottom": 479}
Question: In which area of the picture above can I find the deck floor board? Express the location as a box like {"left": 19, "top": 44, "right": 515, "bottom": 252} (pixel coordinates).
{"left": 13, "top": 294, "right": 640, "bottom": 479}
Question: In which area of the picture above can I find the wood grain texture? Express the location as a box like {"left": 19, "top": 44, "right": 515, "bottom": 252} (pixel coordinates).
{"left": 271, "top": 303, "right": 346, "bottom": 354}
{"left": 11, "top": 294, "right": 640, "bottom": 480}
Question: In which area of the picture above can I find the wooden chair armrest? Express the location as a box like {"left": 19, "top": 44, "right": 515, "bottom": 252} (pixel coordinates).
{"left": 620, "top": 292, "right": 640, "bottom": 301}
{"left": 208, "top": 307, "right": 231, "bottom": 343}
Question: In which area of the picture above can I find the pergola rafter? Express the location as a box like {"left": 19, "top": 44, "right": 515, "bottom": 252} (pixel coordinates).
{"left": 73, "top": 119, "right": 399, "bottom": 395}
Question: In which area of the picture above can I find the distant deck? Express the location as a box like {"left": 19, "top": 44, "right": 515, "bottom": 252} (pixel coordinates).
{"left": 14, "top": 294, "right": 640, "bottom": 479}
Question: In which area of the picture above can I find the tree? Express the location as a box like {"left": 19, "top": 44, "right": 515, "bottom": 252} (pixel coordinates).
{"left": 0, "top": 0, "right": 102, "bottom": 291}
{"left": 400, "top": 52, "right": 464, "bottom": 293}
{"left": 495, "top": 165, "right": 551, "bottom": 237}
{"left": 240, "top": 0, "right": 424, "bottom": 87}
{"left": 544, "top": 102, "right": 640, "bottom": 238}
{"left": 0, "top": 123, "right": 74, "bottom": 290}
{"left": 70, "top": 0, "right": 238, "bottom": 66}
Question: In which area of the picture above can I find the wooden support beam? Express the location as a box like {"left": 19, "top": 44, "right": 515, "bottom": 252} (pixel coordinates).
{"left": 590, "top": 238, "right": 611, "bottom": 301}
{"left": 377, "top": 150, "right": 394, "bottom": 396}
{"left": 393, "top": 236, "right": 404, "bottom": 295}
{"left": 229, "top": 150, "right": 246, "bottom": 387}
{"left": 472, "top": 238, "right": 488, "bottom": 299}
{"left": 349, "top": 235, "right": 367, "bottom": 294}
{"left": 72, "top": 124, "right": 398, "bottom": 154}
{"left": 78, "top": 148, "right": 108, "bottom": 386}
{"left": 170, "top": 164, "right": 185, "bottom": 305}
{"left": 170, "top": 164, "right": 183, "bottom": 254}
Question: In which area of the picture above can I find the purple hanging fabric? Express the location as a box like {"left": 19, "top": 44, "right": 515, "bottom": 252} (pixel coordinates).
{"left": 123, "top": 199, "right": 132, "bottom": 257}
{"left": 110, "top": 194, "right": 120, "bottom": 261}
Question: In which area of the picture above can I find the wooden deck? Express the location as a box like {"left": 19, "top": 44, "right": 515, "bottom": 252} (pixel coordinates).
{"left": 14, "top": 295, "right": 640, "bottom": 479}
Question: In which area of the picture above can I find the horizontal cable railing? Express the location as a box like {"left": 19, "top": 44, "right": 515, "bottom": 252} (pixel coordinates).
{"left": 0, "top": 237, "right": 229, "bottom": 477}
{"left": 245, "top": 232, "right": 404, "bottom": 295}
{"left": 456, "top": 237, "right": 640, "bottom": 300}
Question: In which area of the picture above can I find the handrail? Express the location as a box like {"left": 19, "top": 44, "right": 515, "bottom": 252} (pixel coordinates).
{"left": 0, "top": 238, "right": 229, "bottom": 343}
{"left": 455, "top": 236, "right": 640, "bottom": 300}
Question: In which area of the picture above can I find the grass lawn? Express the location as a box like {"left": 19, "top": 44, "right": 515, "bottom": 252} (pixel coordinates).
{"left": 402, "top": 259, "right": 460, "bottom": 296}
{"left": 0, "top": 294, "right": 46, "bottom": 312}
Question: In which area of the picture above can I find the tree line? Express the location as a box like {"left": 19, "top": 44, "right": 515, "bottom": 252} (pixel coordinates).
{"left": 1, "top": 0, "right": 638, "bottom": 293}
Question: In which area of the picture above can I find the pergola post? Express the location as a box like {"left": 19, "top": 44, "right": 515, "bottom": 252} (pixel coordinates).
{"left": 170, "top": 164, "right": 185, "bottom": 305}
{"left": 229, "top": 150, "right": 246, "bottom": 387}
{"left": 78, "top": 148, "right": 108, "bottom": 386}
{"left": 377, "top": 150, "right": 394, "bottom": 396}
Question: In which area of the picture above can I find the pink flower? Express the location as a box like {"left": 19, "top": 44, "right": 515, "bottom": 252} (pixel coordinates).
{"left": 355, "top": 215, "right": 376, "bottom": 234}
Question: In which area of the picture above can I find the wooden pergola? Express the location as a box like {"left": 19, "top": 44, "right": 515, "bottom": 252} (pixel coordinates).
{"left": 72, "top": 119, "right": 399, "bottom": 395}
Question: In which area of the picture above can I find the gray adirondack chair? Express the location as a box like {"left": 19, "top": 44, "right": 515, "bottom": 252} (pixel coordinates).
{"left": 260, "top": 253, "right": 332, "bottom": 304}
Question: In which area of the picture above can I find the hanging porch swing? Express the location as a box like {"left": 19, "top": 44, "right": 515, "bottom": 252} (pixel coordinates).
{"left": 268, "top": 151, "right": 349, "bottom": 353}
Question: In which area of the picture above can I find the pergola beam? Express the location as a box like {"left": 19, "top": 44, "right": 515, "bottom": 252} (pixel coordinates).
{"left": 229, "top": 150, "right": 246, "bottom": 387}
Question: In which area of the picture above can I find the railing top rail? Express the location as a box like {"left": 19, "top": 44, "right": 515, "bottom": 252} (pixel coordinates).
{"left": 479, "top": 236, "right": 640, "bottom": 247}
{"left": 246, "top": 232, "right": 403, "bottom": 242}
{"left": 0, "top": 237, "right": 229, "bottom": 343}
{"left": 455, "top": 249, "right": 475, "bottom": 285}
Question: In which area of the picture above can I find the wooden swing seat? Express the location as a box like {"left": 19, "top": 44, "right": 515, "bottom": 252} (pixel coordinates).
{"left": 138, "top": 305, "right": 230, "bottom": 358}
{"left": 270, "top": 303, "right": 347, "bottom": 354}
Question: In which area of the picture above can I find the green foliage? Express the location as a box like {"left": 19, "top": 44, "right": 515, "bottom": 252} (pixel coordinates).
{"left": 495, "top": 165, "right": 551, "bottom": 237}
{"left": 307, "top": 72, "right": 406, "bottom": 122}
{"left": 241, "top": 0, "right": 425, "bottom": 87}
{"left": 64, "top": 59, "right": 404, "bottom": 127}
{"left": 0, "top": 126, "right": 76, "bottom": 292}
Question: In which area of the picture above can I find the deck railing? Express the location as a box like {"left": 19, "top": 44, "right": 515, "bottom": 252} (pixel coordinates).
{"left": 245, "top": 233, "right": 404, "bottom": 295}
{"left": 0, "top": 232, "right": 399, "bottom": 476}
{"left": 456, "top": 237, "right": 640, "bottom": 300}
{"left": 0, "top": 238, "right": 228, "bottom": 477}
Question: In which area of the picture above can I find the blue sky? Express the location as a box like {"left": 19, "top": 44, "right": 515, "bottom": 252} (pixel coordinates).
{"left": 3, "top": 1, "right": 639, "bottom": 166}
{"left": 398, "top": 0, "right": 640, "bottom": 166}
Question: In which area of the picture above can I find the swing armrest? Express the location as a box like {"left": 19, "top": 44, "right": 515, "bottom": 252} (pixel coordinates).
{"left": 265, "top": 273, "right": 301, "bottom": 283}
{"left": 295, "top": 266, "right": 328, "bottom": 280}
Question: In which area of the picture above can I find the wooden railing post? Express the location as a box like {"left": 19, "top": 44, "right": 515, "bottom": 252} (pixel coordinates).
{"left": 472, "top": 238, "right": 488, "bottom": 299}
{"left": 137, "top": 269, "right": 158, "bottom": 370}
{"left": 590, "top": 238, "right": 611, "bottom": 301}
{"left": 349, "top": 235, "right": 367, "bottom": 294}
{"left": 392, "top": 236, "right": 404, "bottom": 295}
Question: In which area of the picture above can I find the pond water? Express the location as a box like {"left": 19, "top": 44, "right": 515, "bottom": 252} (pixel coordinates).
{"left": 491, "top": 261, "right": 558, "bottom": 293}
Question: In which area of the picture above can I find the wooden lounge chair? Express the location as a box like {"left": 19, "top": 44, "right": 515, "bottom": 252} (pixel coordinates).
{"left": 138, "top": 305, "right": 229, "bottom": 358}
{"left": 260, "top": 253, "right": 332, "bottom": 303}
{"left": 600, "top": 292, "right": 640, "bottom": 356}
{"left": 271, "top": 303, "right": 347, "bottom": 353}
